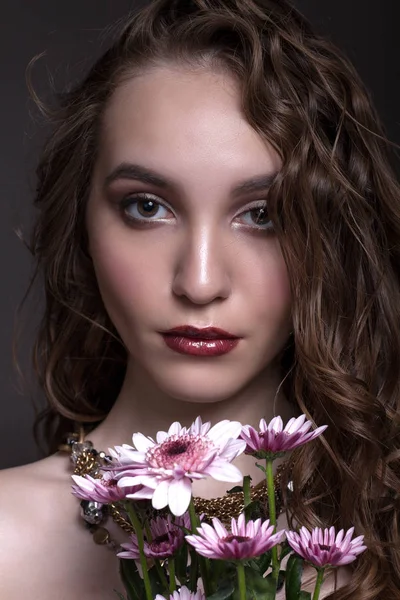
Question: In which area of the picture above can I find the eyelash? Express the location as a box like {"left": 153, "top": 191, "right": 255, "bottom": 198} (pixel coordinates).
{"left": 118, "top": 193, "right": 274, "bottom": 232}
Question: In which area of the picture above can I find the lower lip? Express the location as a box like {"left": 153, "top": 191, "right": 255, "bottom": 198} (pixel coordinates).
{"left": 162, "top": 335, "right": 240, "bottom": 356}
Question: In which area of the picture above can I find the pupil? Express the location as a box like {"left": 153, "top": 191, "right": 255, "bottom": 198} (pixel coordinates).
{"left": 251, "top": 207, "right": 268, "bottom": 225}
{"left": 138, "top": 200, "right": 158, "bottom": 217}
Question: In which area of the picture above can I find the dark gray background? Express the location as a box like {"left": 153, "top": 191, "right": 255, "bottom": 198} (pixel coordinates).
{"left": 1, "top": 1, "right": 399, "bottom": 469}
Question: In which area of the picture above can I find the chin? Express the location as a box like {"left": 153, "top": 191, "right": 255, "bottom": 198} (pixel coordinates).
{"left": 147, "top": 364, "right": 255, "bottom": 405}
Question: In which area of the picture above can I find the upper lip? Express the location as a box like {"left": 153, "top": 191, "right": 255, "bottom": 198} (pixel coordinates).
{"left": 163, "top": 326, "right": 239, "bottom": 339}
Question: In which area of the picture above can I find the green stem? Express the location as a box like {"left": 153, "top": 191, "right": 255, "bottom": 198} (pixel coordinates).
{"left": 188, "top": 498, "right": 200, "bottom": 532}
{"left": 154, "top": 560, "right": 169, "bottom": 592}
{"left": 169, "top": 558, "right": 176, "bottom": 593}
{"left": 243, "top": 475, "right": 251, "bottom": 521}
{"left": 265, "top": 459, "right": 279, "bottom": 582}
{"left": 312, "top": 568, "right": 325, "bottom": 600}
{"left": 188, "top": 499, "right": 211, "bottom": 596}
{"left": 125, "top": 503, "right": 153, "bottom": 600}
{"left": 236, "top": 562, "right": 247, "bottom": 600}
{"left": 189, "top": 550, "right": 199, "bottom": 592}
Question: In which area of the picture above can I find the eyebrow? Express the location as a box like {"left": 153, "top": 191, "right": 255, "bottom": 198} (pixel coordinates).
{"left": 103, "top": 162, "right": 279, "bottom": 197}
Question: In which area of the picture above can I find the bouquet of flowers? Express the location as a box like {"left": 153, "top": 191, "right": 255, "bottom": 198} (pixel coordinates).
{"left": 71, "top": 415, "right": 366, "bottom": 600}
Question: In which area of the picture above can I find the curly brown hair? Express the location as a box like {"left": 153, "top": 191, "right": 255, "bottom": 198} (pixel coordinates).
{"left": 24, "top": 0, "right": 400, "bottom": 597}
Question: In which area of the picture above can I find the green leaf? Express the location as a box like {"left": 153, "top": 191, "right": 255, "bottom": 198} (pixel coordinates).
{"left": 285, "top": 554, "right": 304, "bottom": 600}
{"left": 226, "top": 485, "right": 244, "bottom": 494}
{"left": 232, "top": 584, "right": 276, "bottom": 600}
{"left": 245, "top": 567, "right": 277, "bottom": 594}
{"left": 119, "top": 559, "right": 144, "bottom": 600}
{"left": 175, "top": 542, "right": 189, "bottom": 585}
{"left": 148, "top": 565, "right": 166, "bottom": 596}
{"left": 243, "top": 500, "right": 264, "bottom": 522}
{"left": 277, "top": 570, "right": 285, "bottom": 592}
{"left": 299, "top": 592, "right": 312, "bottom": 599}
{"left": 279, "top": 540, "right": 293, "bottom": 562}
{"left": 189, "top": 549, "right": 200, "bottom": 591}
{"left": 255, "top": 462, "right": 267, "bottom": 475}
{"left": 254, "top": 550, "right": 272, "bottom": 575}
{"left": 207, "top": 579, "right": 235, "bottom": 600}
{"left": 208, "top": 558, "right": 233, "bottom": 591}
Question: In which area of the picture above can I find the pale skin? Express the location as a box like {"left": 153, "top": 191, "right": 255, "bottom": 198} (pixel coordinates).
{"left": 0, "top": 64, "right": 351, "bottom": 598}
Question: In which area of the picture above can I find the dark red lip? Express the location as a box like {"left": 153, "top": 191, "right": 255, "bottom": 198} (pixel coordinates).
{"left": 163, "top": 325, "right": 238, "bottom": 339}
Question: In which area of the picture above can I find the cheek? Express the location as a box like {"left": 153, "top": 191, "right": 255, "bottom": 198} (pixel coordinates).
{"left": 242, "top": 239, "right": 291, "bottom": 322}
{"left": 89, "top": 230, "right": 165, "bottom": 327}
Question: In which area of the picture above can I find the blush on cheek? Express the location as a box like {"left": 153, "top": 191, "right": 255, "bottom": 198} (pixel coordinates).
{"left": 90, "top": 239, "right": 144, "bottom": 322}
{"left": 249, "top": 246, "right": 291, "bottom": 315}
{"left": 90, "top": 233, "right": 168, "bottom": 353}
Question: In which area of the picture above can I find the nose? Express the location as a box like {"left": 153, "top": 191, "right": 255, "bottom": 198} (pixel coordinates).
{"left": 172, "top": 226, "right": 232, "bottom": 305}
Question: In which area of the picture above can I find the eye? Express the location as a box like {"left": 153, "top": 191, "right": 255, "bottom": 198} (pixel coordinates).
{"left": 120, "top": 193, "right": 172, "bottom": 222}
{"left": 236, "top": 203, "right": 274, "bottom": 231}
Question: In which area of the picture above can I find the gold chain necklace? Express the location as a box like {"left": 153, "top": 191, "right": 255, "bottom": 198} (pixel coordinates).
{"left": 60, "top": 430, "right": 288, "bottom": 550}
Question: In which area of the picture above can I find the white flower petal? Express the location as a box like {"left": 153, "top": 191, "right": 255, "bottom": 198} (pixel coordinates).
{"left": 152, "top": 479, "right": 170, "bottom": 510}
{"left": 126, "top": 487, "right": 154, "bottom": 500}
{"left": 204, "top": 460, "right": 243, "bottom": 482}
{"left": 211, "top": 517, "right": 228, "bottom": 539}
{"left": 259, "top": 418, "right": 267, "bottom": 432}
{"left": 156, "top": 431, "right": 169, "bottom": 444}
{"left": 168, "top": 477, "right": 192, "bottom": 516}
{"left": 168, "top": 421, "right": 183, "bottom": 436}
{"left": 132, "top": 432, "right": 154, "bottom": 453}
{"left": 189, "top": 416, "right": 203, "bottom": 435}
{"left": 118, "top": 475, "right": 157, "bottom": 489}
{"left": 285, "top": 414, "right": 306, "bottom": 434}
{"left": 218, "top": 438, "right": 247, "bottom": 460}
{"left": 269, "top": 416, "right": 283, "bottom": 433}
{"left": 71, "top": 475, "right": 94, "bottom": 492}
{"left": 208, "top": 420, "right": 242, "bottom": 445}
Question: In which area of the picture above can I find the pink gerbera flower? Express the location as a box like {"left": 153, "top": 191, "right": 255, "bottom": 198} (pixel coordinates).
{"left": 185, "top": 513, "right": 285, "bottom": 560}
{"left": 286, "top": 526, "right": 367, "bottom": 568}
{"left": 155, "top": 586, "right": 205, "bottom": 600}
{"left": 117, "top": 513, "right": 190, "bottom": 560}
{"left": 240, "top": 414, "right": 327, "bottom": 458}
{"left": 114, "top": 417, "right": 246, "bottom": 516}
{"left": 71, "top": 470, "right": 153, "bottom": 504}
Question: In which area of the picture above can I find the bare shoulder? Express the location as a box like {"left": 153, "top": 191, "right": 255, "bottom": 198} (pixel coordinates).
{"left": 0, "top": 454, "right": 123, "bottom": 599}
{"left": 0, "top": 455, "right": 65, "bottom": 544}
{"left": 0, "top": 455, "right": 78, "bottom": 595}
{"left": 0, "top": 452, "right": 67, "bottom": 500}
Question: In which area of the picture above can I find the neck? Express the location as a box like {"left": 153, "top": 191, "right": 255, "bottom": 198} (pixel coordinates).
{"left": 88, "top": 358, "right": 297, "bottom": 497}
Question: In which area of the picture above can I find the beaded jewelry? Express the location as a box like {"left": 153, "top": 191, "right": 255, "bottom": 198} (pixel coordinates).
{"left": 60, "top": 428, "right": 291, "bottom": 551}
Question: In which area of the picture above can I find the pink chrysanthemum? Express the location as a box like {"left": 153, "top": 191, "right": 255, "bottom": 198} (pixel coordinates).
{"left": 185, "top": 513, "right": 285, "bottom": 560}
{"left": 71, "top": 470, "right": 153, "bottom": 504}
{"left": 240, "top": 414, "right": 327, "bottom": 458}
{"left": 286, "top": 526, "right": 367, "bottom": 568}
{"left": 155, "top": 586, "right": 205, "bottom": 600}
{"left": 117, "top": 513, "right": 190, "bottom": 560}
{"left": 114, "top": 417, "right": 246, "bottom": 516}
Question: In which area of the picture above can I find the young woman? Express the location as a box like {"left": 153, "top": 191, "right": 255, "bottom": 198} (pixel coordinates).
{"left": 0, "top": 0, "right": 399, "bottom": 598}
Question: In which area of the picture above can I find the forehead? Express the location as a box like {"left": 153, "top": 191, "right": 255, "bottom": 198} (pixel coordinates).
{"left": 97, "top": 65, "right": 281, "bottom": 186}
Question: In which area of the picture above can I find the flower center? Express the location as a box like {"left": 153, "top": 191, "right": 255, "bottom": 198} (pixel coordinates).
{"left": 152, "top": 533, "right": 169, "bottom": 546}
{"left": 146, "top": 433, "right": 216, "bottom": 471}
{"left": 165, "top": 440, "right": 190, "bottom": 456}
{"left": 318, "top": 544, "right": 331, "bottom": 551}
{"left": 222, "top": 535, "right": 251, "bottom": 544}
{"left": 104, "top": 478, "right": 118, "bottom": 487}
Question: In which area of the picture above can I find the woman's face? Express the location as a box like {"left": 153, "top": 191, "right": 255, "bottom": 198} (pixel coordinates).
{"left": 86, "top": 64, "right": 292, "bottom": 403}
